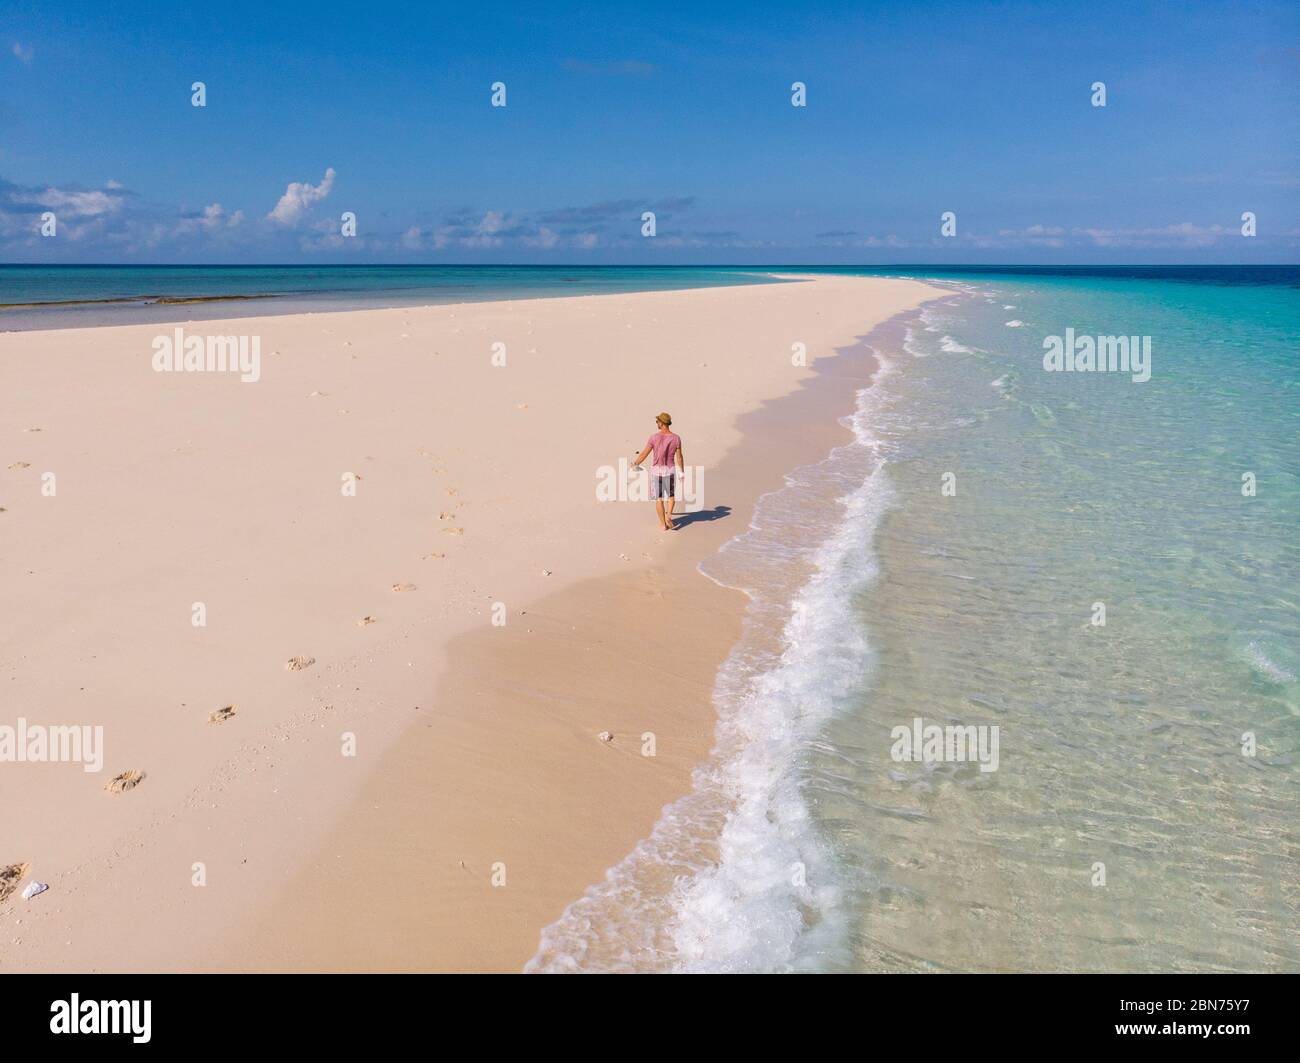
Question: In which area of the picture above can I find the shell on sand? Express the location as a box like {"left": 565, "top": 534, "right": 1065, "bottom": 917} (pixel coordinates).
{"left": 0, "top": 862, "right": 31, "bottom": 904}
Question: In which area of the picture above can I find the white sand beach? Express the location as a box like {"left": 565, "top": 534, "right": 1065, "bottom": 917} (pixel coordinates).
{"left": 0, "top": 274, "right": 940, "bottom": 971}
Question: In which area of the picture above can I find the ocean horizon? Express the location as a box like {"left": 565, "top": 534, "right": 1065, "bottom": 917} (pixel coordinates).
{"left": 3, "top": 263, "right": 1297, "bottom": 331}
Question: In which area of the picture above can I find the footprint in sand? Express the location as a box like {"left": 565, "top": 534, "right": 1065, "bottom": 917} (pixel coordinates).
{"left": 208, "top": 705, "right": 238, "bottom": 724}
{"left": 286, "top": 655, "right": 315, "bottom": 671}
{"left": 105, "top": 770, "right": 145, "bottom": 794}
{"left": 421, "top": 553, "right": 445, "bottom": 560}
{"left": 391, "top": 583, "right": 417, "bottom": 593}
{"left": 8, "top": 462, "right": 30, "bottom": 470}
{"left": 357, "top": 616, "right": 376, "bottom": 626}
{"left": 441, "top": 527, "right": 464, "bottom": 536}
{"left": 1, "top": 863, "right": 30, "bottom": 904}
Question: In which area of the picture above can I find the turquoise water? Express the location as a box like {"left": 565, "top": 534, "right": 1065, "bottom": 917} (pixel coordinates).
{"left": 529, "top": 268, "right": 1300, "bottom": 972}
{"left": 823, "top": 275, "right": 1299, "bottom": 972}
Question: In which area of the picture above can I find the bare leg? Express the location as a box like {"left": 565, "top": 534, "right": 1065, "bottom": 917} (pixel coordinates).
{"left": 664, "top": 493, "right": 677, "bottom": 529}
{"left": 655, "top": 498, "right": 669, "bottom": 529}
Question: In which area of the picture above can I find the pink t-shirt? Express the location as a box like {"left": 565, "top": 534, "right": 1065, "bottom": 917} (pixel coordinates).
{"left": 646, "top": 431, "right": 681, "bottom": 474}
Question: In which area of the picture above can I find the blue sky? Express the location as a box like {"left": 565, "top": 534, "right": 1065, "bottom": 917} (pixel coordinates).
{"left": 2, "top": 0, "right": 1297, "bottom": 263}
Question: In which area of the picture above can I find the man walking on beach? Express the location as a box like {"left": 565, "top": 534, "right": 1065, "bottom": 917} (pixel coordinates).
{"left": 632, "top": 412, "right": 684, "bottom": 531}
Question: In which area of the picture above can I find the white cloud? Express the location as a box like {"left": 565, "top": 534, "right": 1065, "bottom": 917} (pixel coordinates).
{"left": 997, "top": 224, "right": 1066, "bottom": 238}
{"left": 170, "top": 203, "right": 243, "bottom": 237}
{"left": 957, "top": 221, "right": 1241, "bottom": 250}
{"left": 860, "top": 234, "right": 908, "bottom": 248}
{"left": 522, "top": 226, "right": 559, "bottom": 249}
{"left": 12, "top": 42, "right": 33, "bottom": 65}
{"left": 1080, "top": 222, "right": 1231, "bottom": 248}
{"left": 458, "top": 211, "right": 508, "bottom": 248}
{"left": 267, "top": 167, "right": 336, "bottom": 226}
{"left": 38, "top": 187, "right": 123, "bottom": 217}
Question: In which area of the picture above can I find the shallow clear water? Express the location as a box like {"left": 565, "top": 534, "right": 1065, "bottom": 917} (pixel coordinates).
{"left": 530, "top": 268, "right": 1300, "bottom": 973}
{"left": 824, "top": 277, "right": 1299, "bottom": 973}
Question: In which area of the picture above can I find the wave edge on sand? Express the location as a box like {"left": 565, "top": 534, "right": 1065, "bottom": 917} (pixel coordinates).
{"left": 527, "top": 347, "right": 907, "bottom": 973}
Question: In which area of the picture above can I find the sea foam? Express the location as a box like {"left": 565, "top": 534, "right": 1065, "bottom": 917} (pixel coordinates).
{"left": 526, "top": 353, "right": 900, "bottom": 973}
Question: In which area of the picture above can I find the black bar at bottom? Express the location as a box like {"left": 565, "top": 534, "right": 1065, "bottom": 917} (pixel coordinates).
{"left": 1, "top": 972, "right": 1291, "bottom": 1049}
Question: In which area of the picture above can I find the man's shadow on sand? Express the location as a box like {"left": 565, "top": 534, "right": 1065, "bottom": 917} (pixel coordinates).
{"left": 671, "top": 505, "right": 731, "bottom": 530}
